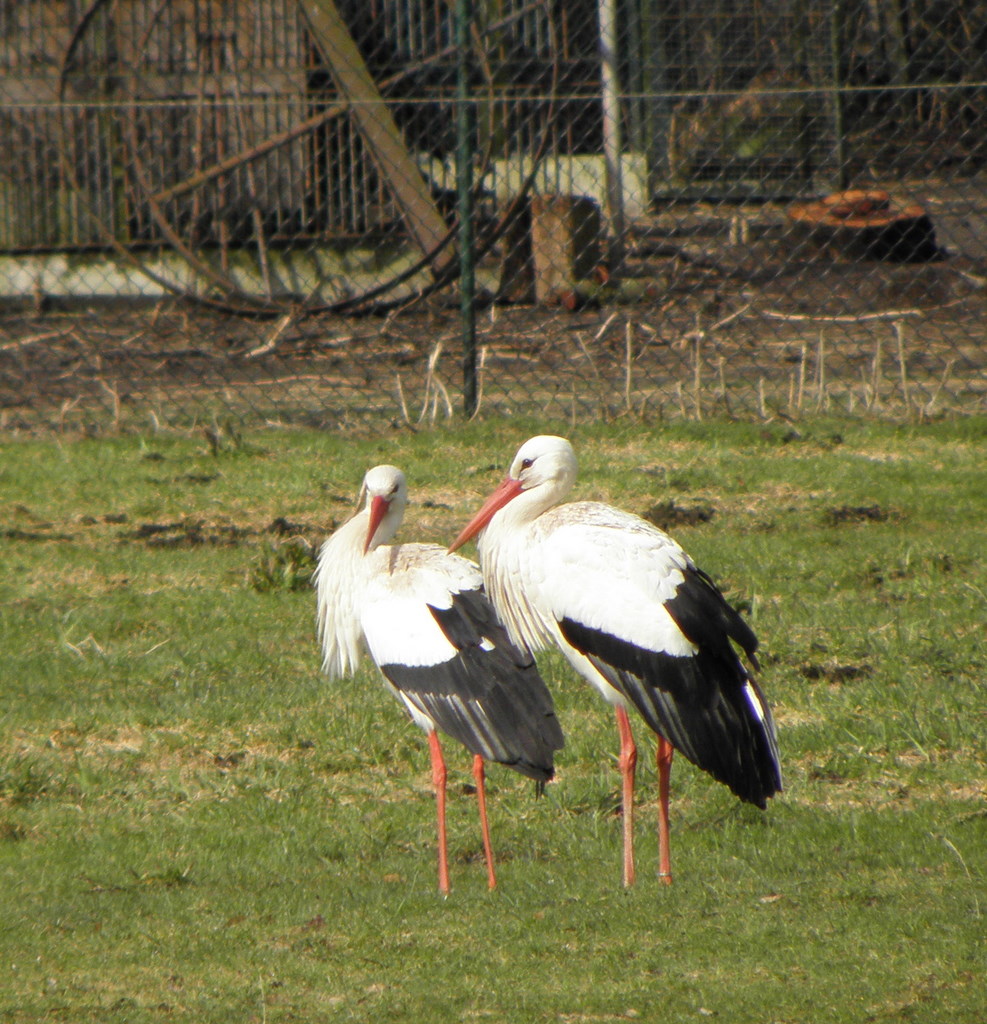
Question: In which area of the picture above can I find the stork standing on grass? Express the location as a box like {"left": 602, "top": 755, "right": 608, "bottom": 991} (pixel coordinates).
{"left": 449, "top": 436, "right": 781, "bottom": 887}
{"left": 314, "top": 464, "right": 564, "bottom": 895}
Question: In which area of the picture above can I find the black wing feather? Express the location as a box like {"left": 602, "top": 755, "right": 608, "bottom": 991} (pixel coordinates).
{"left": 380, "top": 588, "right": 564, "bottom": 781}
{"left": 559, "top": 566, "right": 780, "bottom": 806}
{"left": 660, "top": 566, "right": 760, "bottom": 668}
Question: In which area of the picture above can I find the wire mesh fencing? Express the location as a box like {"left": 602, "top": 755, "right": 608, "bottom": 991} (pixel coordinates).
{"left": 0, "top": 0, "right": 984, "bottom": 434}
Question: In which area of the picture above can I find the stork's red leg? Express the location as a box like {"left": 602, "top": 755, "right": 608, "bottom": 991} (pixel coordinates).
{"left": 657, "top": 736, "right": 674, "bottom": 885}
{"left": 615, "top": 706, "right": 637, "bottom": 887}
{"left": 473, "top": 755, "right": 496, "bottom": 890}
{"left": 428, "top": 731, "right": 450, "bottom": 895}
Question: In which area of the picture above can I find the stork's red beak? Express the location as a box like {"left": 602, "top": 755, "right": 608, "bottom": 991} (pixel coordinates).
{"left": 364, "top": 495, "right": 389, "bottom": 553}
{"left": 448, "top": 476, "right": 523, "bottom": 552}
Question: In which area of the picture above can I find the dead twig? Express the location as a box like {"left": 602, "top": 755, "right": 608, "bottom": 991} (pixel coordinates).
{"left": 58, "top": 396, "right": 81, "bottom": 431}
{"left": 761, "top": 308, "right": 922, "bottom": 323}
{"left": 692, "top": 335, "right": 702, "bottom": 420}
{"left": 0, "top": 331, "right": 65, "bottom": 352}
{"left": 573, "top": 334, "right": 602, "bottom": 379}
{"left": 469, "top": 345, "right": 487, "bottom": 420}
{"left": 476, "top": 348, "right": 543, "bottom": 364}
{"left": 797, "top": 344, "right": 807, "bottom": 409}
{"left": 593, "top": 312, "right": 620, "bottom": 344}
{"left": 395, "top": 374, "right": 411, "bottom": 424}
{"left": 923, "top": 359, "right": 955, "bottom": 418}
{"left": 674, "top": 302, "right": 751, "bottom": 349}
{"left": 952, "top": 267, "right": 987, "bottom": 290}
{"left": 871, "top": 334, "right": 883, "bottom": 409}
{"left": 894, "top": 320, "right": 910, "bottom": 409}
{"left": 675, "top": 381, "right": 688, "bottom": 419}
{"left": 430, "top": 375, "right": 454, "bottom": 423}
{"left": 419, "top": 342, "right": 453, "bottom": 424}
{"left": 98, "top": 379, "right": 122, "bottom": 431}
{"left": 245, "top": 312, "right": 296, "bottom": 360}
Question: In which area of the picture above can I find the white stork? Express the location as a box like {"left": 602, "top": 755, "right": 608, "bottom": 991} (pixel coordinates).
{"left": 449, "top": 435, "right": 781, "bottom": 886}
{"left": 314, "top": 464, "right": 564, "bottom": 894}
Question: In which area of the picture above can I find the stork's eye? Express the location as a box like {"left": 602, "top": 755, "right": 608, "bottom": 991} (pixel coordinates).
{"left": 520, "top": 457, "right": 533, "bottom": 470}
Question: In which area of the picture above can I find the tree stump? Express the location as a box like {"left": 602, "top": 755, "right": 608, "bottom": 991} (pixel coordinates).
{"left": 787, "top": 189, "right": 940, "bottom": 262}
{"left": 529, "top": 195, "right": 602, "bottom": 303}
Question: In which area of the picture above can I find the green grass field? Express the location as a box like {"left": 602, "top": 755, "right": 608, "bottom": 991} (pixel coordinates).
{"left": 1, "top": 416, "right": 984, "bottom": 1022}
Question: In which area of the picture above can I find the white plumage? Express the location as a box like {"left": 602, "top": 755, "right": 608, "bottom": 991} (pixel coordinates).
{"left": 314, "top": 464, "right": 563, "bottom": 893}
{"left": 450, "top": 435, "right": 781, "bottom": 886}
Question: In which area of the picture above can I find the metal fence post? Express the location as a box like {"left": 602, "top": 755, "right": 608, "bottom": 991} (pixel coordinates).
{"left": 598, "top": 0, "right": 626, "bottom": 273}
{"left": 457, "top": 0, "right": 477, "bottom": 418}
{"left": 829, "top": 0, "right": 848, "bottom": 190}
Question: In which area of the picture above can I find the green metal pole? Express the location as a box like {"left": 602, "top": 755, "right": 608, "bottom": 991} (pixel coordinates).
{"left": 457, "top": 0, "right": 478, "bottom": 418}
{"left": 830, "top": 0, "right": 848, "bottom": 189}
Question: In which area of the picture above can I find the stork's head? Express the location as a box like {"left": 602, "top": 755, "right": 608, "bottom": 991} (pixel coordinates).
{"left": 449, "top": 435, "right": 577, "bottom": 551}
{"left": 507, "top": 435, "right": 578, "bottom": 492}
{"left": 359, "top": 464, "right": 407, "bottom": 553}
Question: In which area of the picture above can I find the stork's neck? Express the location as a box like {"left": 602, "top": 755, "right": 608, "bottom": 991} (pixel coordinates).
{"left": 333, "top": 510, "right": 370, "bottom": 560}
{"left": 496, "top": 473, "right": 571, "bottom": 535}
{"left": 475, "top": 482, "right": 563, "bottom": 655}
{"left": 476, "top": 474, "right": 566, "bottom": 580}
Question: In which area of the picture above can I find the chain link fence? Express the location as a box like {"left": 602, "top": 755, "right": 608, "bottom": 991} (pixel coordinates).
{"left": 0, "top": 0, "right": 984, "bottom": 433}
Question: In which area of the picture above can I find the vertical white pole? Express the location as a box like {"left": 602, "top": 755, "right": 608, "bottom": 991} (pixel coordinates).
{"left": 599, "top": 0, "right": 625, "bottom": 272}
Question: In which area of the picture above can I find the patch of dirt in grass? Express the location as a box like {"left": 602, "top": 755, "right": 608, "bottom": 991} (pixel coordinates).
{"left": 772, "top": 707, "right": 826, "bottom": 729}
{"left": 122, "top": 514, "right": 330, "bottom": 549}
{"left": 785, "top": 750, "right": 986, "bottom": 810}
{"left": 2, "top": 504, "right": 75, "bottom": 540}
{"left": 641, "top": 498, "right": 716, "bottom": 529}
{"left": 864, "top": 561, "right": 915, "bottom": 587}
{"left": 83, "top": 726, "right": 147, "bottom": 755}
{"left": 3, "top": 500, "right": 334, "bottom": 552}
{"left": 799, "top": 660, "right": 873, "bottom": 683}
{"left": 4, "top": 723, "right": 323, "bottom": 808}
{"left": 1, "top": 504, "right": 141, "bottom": 544}
{"left": 0, "top": 821, "right": 31, "bottom": 842}
{"left": 1, "top": 525, "right": 75, "bottom": 541}
{"left": 823, "top": 504, "right": 898, "bottom": 525}
{"left": 702, "top": 480, "right": 821, "bottom": 528}
{"left": 865, "top": 967, "right": 982, "bottom": 1022}
{"left": 125, "top": 519, "right": 252, "bottom": 547}
{"left": 558, "top": 1012, "right": 644, "bottom": 1023}
{"left": 795, "top": 776, "right": 915, "bottom": 810}
{"left": 950, "top": 785, "right": 987, "bottom": 804}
